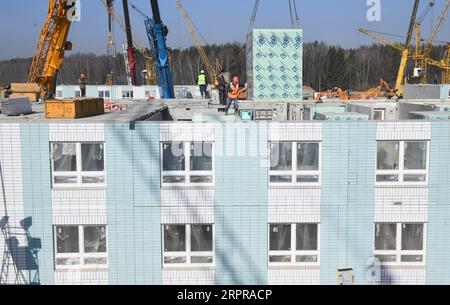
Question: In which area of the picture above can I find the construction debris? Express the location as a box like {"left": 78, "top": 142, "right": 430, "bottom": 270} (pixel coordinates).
{"left": 0, "top": 97, "right": 33, "bottom": 116}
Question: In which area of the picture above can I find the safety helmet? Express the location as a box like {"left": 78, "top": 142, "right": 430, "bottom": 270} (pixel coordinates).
{"left": 80, "top": 73, "right": 86, "bottom": 78}
{"left": 200, "top": 70, "right": 205, "bottom": 74}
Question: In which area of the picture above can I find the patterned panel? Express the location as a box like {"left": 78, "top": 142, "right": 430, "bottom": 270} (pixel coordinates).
{"left": 49, "top": 123, "right": 105, "bottom": 142}
{"left": 374, "top": 188, "right": 428, "bottom": 222}
{"left": 267, "top": 122, "right": 322, "bottom": 141}
{"left": 268, "top": 268, "right": 320, "bottom": 285}
{"left": 55, "top": 270, "right": 108, "bottom": 285}
{"left": 161, "top": 189, "right": 214, "bottom": 224}
{"left": 160, "top": 122, "right": 214, "bottom": 142}
{"left": 268, "top": 188, "right": 320, "bottom": 223}
{"left": 377, "top": 122, "right": 431, "bottom": 140}
{"left": 162, "top": 269, "right": 215, "bottom": 285}
{"left": 247, "top": 29, "right": 303, "bottom": 100}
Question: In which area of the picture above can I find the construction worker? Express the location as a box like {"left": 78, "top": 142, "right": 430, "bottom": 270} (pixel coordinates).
{"left": 78, "top": 73, "right": 87, "bottom": 97}
{"left": 217, "top": 69, "right": 228, "bottom": 105}
{"left": 197, "top": 70, "right": 208, "bottom": 99}
{"left": 226, "top": 76, "right": 241, "bottom": 115}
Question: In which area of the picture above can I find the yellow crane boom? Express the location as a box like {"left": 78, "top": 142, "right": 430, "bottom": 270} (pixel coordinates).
{"left": 175, "top": 0, "right": 220, "bottom": 87}
{"left": 28, "top": 0, "right": 74, "bottom": 97}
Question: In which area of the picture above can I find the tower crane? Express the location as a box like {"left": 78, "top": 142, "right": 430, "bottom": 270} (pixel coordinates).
{"left": 28, "top": 0, "right": 76, "bottom": 98}
{"left": 175, "top": 0, "right": 222, "bottom": 87}
{"left": 106, "top": 0, "right": 116, "bottom": 57}
{"left": 359, "top": 0, "right": 421, "bottom": 97}
{"left": 121, "top": 0, "right": 138, "bottom": 86}
{"left": 413, "top": 0, "right": 450, "bottom": 83}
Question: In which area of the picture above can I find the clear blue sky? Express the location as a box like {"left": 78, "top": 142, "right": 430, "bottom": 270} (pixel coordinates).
{"left": 0, "top": 0, "right": 448, "bottom": 59}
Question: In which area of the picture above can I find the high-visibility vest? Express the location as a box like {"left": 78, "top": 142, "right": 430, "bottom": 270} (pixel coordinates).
{"left": 198, "top": 74, "right": 206, "bottom": 86}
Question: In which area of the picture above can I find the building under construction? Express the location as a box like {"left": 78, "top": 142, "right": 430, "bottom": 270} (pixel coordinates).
{"left": 1, "top": 0, "right": 450, "bottom": 286}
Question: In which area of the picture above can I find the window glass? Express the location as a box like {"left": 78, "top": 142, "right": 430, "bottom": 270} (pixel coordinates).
{"left": 270, "top": 143, "right": 292, "bottom": 171}
{"left": 190, "top": 142, "right": 212, "bottom": 171}
{"left": 162, "top": 142, "right": 185, "bottom": 171}
{"left": 56, "top": 226, "right": 79, "bottom": 253}
{"left": 296, "top": 224, "right": 318, "bottom": 251}
{"left": 297, "top": 143, "right": 319, "bottom": 170}
{"left": 374, "top": 109, "right": 385, "bottom": 121}
{"left": 377, "top": 142, "right": 399, "bottom": 170}
{"left": 81, "top": 143, "right": 104, "bottom": 172}
{"left": 191, "top": 225, "right": 213, "bottom": 252}
{"left": 52, "top": 143, "right": 77, "bottom": 172}
{"left": 84, "top": 226, "right": 107, "bottom": 253}
{"left": 164, "top": 225, "right": 186, "bottom": 252}
{"left": 374, "top": 223, "right": 396, "bottom": 250}
{"left": 401, "top": 224, "right": 423, "bottom": 251}
{"left": 404, "top": 142, "right": 427, "bottom": 170}
{"left": 269, "top": 224, "right": 291, "bottom": 251}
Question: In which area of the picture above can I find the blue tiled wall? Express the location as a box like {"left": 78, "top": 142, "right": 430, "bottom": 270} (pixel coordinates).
{"left": 321, "top": 122, "right": 376, "bottom": 285}
{"left": 427, "top": 122, "right": 450, "bottom": 284}
{"left": 105, "top": 122, "right": 161, "bottom": 284}
{"left": 214, "top": 122, "right": 268, "bottom": 284}
{"left": 20, "top": 123, "right": 54, "bottom": 285}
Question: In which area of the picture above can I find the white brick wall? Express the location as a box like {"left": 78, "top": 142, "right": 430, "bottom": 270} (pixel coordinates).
{"left": 52, "top": 189, "right": 107, "bottom": 225}
{"left": 268, "top": 188, "right": 320, "bottom": 223}
{"left": 162, "top": 269, "right": 215, "bottom": 285}
{"left": 377, "top": 122, "right": 431, "bottom": 140}
{"left": 374, "top": 188, "right": 428, "bottom": 223}
{"left": 0, "top": 124, "right": 26, "bottom": 284}
{"left": 268, "top": 268, "right": 320, "bottom": 285}
{"left": 268, "top": 123, "right": 322, "bottom": 141}
{"left": 55, "top": 270, "right": 108, "bottom": 285}
{"left": 161, "top": 189, "right": 214, "bottom": 224}
{"left": 49, "top": 123, "right": 105, "bottom": 142}
{"left": 377, "top": 267, "right": 426, "bottom": 285}
{"left": 160, "top": 123, "right": 214, "bottom": 142}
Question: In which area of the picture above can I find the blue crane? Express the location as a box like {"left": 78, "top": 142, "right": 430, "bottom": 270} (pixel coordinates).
{"left": 130, "top": 0, "right": 175, "bottom": 98}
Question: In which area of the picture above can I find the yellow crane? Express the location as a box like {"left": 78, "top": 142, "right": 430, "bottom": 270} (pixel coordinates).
{"left": 175, "top": 0, "right": 221, "bottom": 87}
{"left": 359, "top": 0, "right": 421, "bottom": 97}
{"left": 28, "top": 0, "right": 75, "bottom": 97}
{"left": 413, "top": 0, "right": 450, "bottom": 83}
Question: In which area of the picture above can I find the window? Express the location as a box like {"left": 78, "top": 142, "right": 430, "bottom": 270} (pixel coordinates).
{"left": 269, "top": 142, "right": 321, "bottom": 185}
{"left": 161, "top": 142, "right": 214, "bottom": 186}
{"left": 75, "top": 90, "right": 81, "bottom": 98}
{"left": 374, "top": 223, "right": 425, "bottom": 265}
{"left": 373, "top": 108, "right": 385, "bottom": 121}
{"left": 268, "top": 223, "right": 319, "bottom": 266}
{"left": 56, "top": 90, "right": 63, "bottom": 99}
{"left": 54, "top": 225, "right": 107, "bottom": 268}
{"left": 376, "top": 141, "right": 428, "bottom": 184}
{"left": 121, "top": 90, "right": 133, "bottom": 99}
{"left": 98, "top": 90, "right": 111, "bottom": 98}
{"left": 162, "top": 224, "right": 214, "bottom": 267}
{"left": 51, "top": 142, "right": 105, "bottom": 187}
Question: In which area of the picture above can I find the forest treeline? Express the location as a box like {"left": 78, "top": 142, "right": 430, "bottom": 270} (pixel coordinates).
{"left": 0, "top": 42, "right": 447, "bottom": 91}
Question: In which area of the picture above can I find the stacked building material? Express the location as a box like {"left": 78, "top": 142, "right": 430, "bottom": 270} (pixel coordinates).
{"left": 0, "top": 97, "right": 33, "bottom": 116}
{"left": 10, "top": 83, "right": 40, "bottom": 102}
{"left": 246, "top": 29, "right": 303, "bottom": 100}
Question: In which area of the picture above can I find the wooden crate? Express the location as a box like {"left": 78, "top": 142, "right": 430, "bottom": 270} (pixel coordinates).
{"left": 45, "top": 98, "right": 104, "bottom": 119}
{"left": 10, "top": 83, "right": 40, "bottom": 93}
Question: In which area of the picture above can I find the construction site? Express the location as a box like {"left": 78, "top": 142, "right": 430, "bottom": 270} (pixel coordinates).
{"left": 0, "top": 0, "right": 450, "bottom": 286}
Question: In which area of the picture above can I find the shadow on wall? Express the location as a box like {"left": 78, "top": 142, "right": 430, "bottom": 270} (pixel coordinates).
{"left": 0, "top": 216, "right": 41, "bottom": 285}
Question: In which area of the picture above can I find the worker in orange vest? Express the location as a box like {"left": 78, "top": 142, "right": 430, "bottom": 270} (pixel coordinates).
{"left": 226, "top": 76, "right": 241, "bottom": 115}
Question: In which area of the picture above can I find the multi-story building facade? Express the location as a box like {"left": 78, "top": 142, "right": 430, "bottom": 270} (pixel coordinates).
{"left": 1, "top": 105, "right": 450, "bottom": 285}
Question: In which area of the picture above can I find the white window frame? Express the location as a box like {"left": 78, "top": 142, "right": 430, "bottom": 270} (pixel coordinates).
{"left": 376, "top": 141, "right": 430, "bottom": 186}
{"left": 374, "top": 223, "right": 426, "bottom": 266}
{"left": 98, "top": 90, "right": 111, "bottom": 98}
{"left": 373, "top": 108, "right": 385, "bottom": 121}
{"left": 54, "top": 225, "right": 108, "bottom": 270}
{"left": 268, "top": 223, "right": 320, "bottom": 267}
{"left": 121, "top": 90, "right": 133, "bottom": 99}
{"left": 162, "top": 224, "right": 215, "bottom": 268}
{"left": 268, "top": 141, "right": 322, "bottom": 187}
{"left": 161, "top": 141, "right": 215, "bottom": 187}
{"left": 50, "top": 142, "right": 106, "bottom": 188}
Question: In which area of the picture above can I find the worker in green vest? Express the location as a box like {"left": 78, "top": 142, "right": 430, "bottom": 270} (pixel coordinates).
{"left": 197, "top": 70, "right": 208, "bottom": 99}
